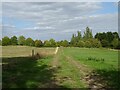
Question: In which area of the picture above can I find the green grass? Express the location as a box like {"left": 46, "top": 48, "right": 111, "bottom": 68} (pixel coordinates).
{"left": 63, "top": 47, "right": 119, "bottom": 88}
{"left": 54, "top": 49, "right": 87, "bottom": 88}
{"left": 63, "top": 47, "right": 118, "bottom": 69}
{"left": 2, "top": 46, "right": 119, "bottom": 88}
{"left": 2, "top": 56, "right": 58, "bottom": 88}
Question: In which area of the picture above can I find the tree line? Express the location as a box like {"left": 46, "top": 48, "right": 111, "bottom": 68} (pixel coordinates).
{"left": 0, "top": 27, "right": 120, "bottom": 49}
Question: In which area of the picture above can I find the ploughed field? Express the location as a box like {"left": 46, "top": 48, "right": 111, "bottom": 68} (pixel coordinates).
{"left": 2, "top": 46, "right": 119, "bottom": 89}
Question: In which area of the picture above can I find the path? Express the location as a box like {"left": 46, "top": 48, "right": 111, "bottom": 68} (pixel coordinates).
{"left": 51, "top": 47, "right": 90, "bottom": 87}
{"left": 50, "top": 47, "right": 104, "bottom": 88}
{"left": 54, "top": 47, "right": 59, "bottom": 54}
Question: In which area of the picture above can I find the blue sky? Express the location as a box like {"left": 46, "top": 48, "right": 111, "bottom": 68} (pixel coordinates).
{"left": 1, "top": 2, "right": 118, "bottom": 41}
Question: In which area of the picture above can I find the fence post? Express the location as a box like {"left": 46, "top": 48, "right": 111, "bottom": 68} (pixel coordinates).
{"left": 32, "top": 49, "right": 34, "bottom": 57}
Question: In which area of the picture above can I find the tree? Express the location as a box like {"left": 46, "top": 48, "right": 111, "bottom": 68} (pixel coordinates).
{"left": 95, "top": 32, "right": 106, "bottom": 41}
{"left": 113, "top": 32, "right": 119, "bottom": 39}
{"left": 35, "top": 40, "right": 43, "bottom": 47}
{"left": 84, "top": 41, "right": 92, "bottom": 48}
{"left": 25, "top": 38, "right": 34, "bottom": 46}
{"left": 44, "top": 40, "right": 51, "bottom": 47}
{"left": 76, "top": 31, "right": 82, "bottom": 42}
{"left": 0, "top": 40, "right": 2, "bottom": 45}
{"left": 2, "top": 36, "right": 11, "bottom": 46}
{"left": 89, "top": 39, "right": 101, "bottom": 48}
{"left": 71, "top": 34, "right": 75, "bottom": 46}
{"left": 111, "top": 38, "right": 119, "bottom": 49}
{"left": 18, "top": 36, "right": 26, "bottom": 45}
{"left": 61, "top": 40, "right": 69, "bottom": 47}
{"left": 49, "top": 38, "right": 56, "bottom": 47}
{"left": 101, "top": 39, "right": 109, "bottom": 47}
{"left": 11, "top": 36, "right": 18, "bottom": 45}
{"left": 106, "top": 32, "right": 114, "bottom": 44}
{"left": 56, "top": 41, "right": 61, "bottom": 47}
{"left": 83, "top": 27, "right": 93, "bottom": 39}
{"left": 77, "top": 40, "right": 85, "bottom": 47}
{"left": 70, "top": 34, "right": 78, "bottom": 47}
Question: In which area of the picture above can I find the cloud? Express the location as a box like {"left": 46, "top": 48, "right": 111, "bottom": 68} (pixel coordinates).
{"left": 1, "top": 2, "right": 118, "bottom": 41}
{"left": 1, "top": 0, "right": 119, "bottom": 2}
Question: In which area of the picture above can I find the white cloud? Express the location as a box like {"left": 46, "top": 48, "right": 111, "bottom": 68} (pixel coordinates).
{"left": 1, "top": 2, "right": 118, "bottom": 41}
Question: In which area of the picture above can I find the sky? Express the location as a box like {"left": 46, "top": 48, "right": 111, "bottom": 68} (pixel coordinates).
{"left": 1, "top": 2, "right": 119, "bottom": 41}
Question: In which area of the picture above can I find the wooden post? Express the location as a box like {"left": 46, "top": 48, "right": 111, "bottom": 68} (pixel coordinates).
{"left": 32, "top": 49, "right": 34, "bottom": 57}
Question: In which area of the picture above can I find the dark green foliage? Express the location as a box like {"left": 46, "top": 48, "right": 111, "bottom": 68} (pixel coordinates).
{"left": 25, "top": 38, "right": 35, "bottom": 46}
{"left": 44, "top": 40, "right": 51, "bottom": 47}
{"left": 84, "top": 41, "right": 92, "bottom": 48}
{"left": 113, "top": 32, "right": 119, "bottom": 39}
{"left": 101, "top": 39, "right": 109, "bottom": 47}
{"left": 35, "top": 40, "right": 43, "bottom": 47}
{"left": 87, "top": 57, "right": 105, "bottom": 62}
{"left": 106, "top": 32, "right": 114, "bottom": 44}
{"left": 61, "top": 40, "right": 69, "bottom": 47}
{"left": 95, "top": 32, "right": 107, "bottom": 41}
{"left": 70, "top": 34, "right": 76, "bottom": 46}
{"left": 18, "top": 36, "right": 26, "bottom": 45}
{"left": 88, "top": 39, "right": 101, "bottom": 48}
{"left": 70, "top": 31, "right": 82, "bottom": 47}
{"left": 49, "top": 38, "right": 56, "bottom": 47}
{"left": 11, "top": 36, "right": 18, "bottom": 45}
{"left": 0, "top": 40, "right": 2, "bottom": 45}
{"left": 83, "top": 27, "right": 93, "bottom": 39}
{"left": 2, "top": 36, "right": 11, "bottom": 46}
{"left": 95, "top": 32, "right": 120, "bottom": 48}
{"left": 77, "top": 41, "right": 85, "bottom": 47}
{"left": 111, "top": 38, "right": 119, "bottom": 49}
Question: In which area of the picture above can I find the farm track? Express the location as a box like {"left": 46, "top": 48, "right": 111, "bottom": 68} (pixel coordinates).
{"left": 49, "top": 47, "right": 88, "bottom": 87}
{"left": 57, "top": 47, "right": 106, "bottom": 89}
{"left": 60, "top": 47, "right": 89, "bottom": 87}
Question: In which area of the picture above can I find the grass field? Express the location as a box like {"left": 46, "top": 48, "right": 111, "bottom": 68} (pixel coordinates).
{"left": 2, "top": 46, "right": 119, "bottom": 88}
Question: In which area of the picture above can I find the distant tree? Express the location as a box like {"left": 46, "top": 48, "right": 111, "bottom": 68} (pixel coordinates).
{"left": 56, "top": 41, "right": 61, "bottom": 47}
{"left": 84, "top": 41, "right": 92, "bottom": 48}
{"left": 101, "top": 39, "right": 109, "bottom": 47}
{"left": 49, "top": 38, "right": 56, "bottom": 47}
{"left": 83, "top": 27, "right": 93, "bottom": 39}
{"left": 2, "top": 36, "right": 11, "bottom": 46}
{"left": 35, "top": 40, "right": 43, "bottom": 47}
{"left": 18, "top": 36, "right": 26, "bottom": 45}
{"left": 25, "top": 38, "right": 34, "bottom": 46}
{"left": 113, "top": 32, "right": 119, "bottom": 39}
{"left": 77, "top": 31, "right": 82, "bottom": 40}
{"left": 61, "top": 40, "right": 69, "bottom": 47}
{"left": 95, "top": 32, "right": 106, "bottom": 41}
{"left": 44, "top": 40, "right": 51, "bottom": 47}
{"left": 77, "top": 40, "right": 85, "bottom": 47}
{"left": 76, "top": 31, "right": 82, "bottom": 43}
{"left": 11, "top": 36, "right": 18, "bottom": 45}
{"left": 106, "top": 32, "right": 114, "bottom": 44}
{"left": 89, "top": 39, "right": 101, "bottom": 48}
{"left": 71, "top": 34, "right": 75, "bottom": 46}
{"left": 111, "top": 38, "right": 119, "bottom": 49}
{"left": 95, "top": 32, "right": 119, "bottom": 48}
{"left": 0, "top": 40, "right": 1, "bottom": 45}
{"left": 70, "top": 34, "right": 78, "bottom": 47}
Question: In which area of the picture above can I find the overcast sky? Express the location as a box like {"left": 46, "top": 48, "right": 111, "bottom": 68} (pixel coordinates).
{"left": 1, "top": 2, "right": 118, "bottom": 41}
